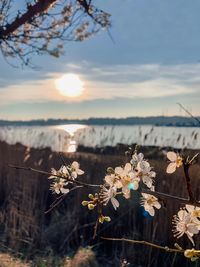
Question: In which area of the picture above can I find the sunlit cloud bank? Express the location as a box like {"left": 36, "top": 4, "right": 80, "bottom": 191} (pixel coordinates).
{"left": 0, "top": 62, "right": 199, "bottom": 105}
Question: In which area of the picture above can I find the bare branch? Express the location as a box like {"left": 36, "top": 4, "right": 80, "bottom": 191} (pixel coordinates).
{"left": 0, "top": 0, "right": 57, "bottom": 38}
{"left": 177, "top": 102, "right": 200, "bottom": 126}
{"left": 183, "top": 163, "right": 195, "bottom": 203}
{"left": 142, "top": 189, "right": 200, "bottom": 207}
{"left": 0, "top": 0, "right": 111, "bottom": 65}
{"left": 9, "top": 164, "right": 101, "bottom": 188}
{"left": 101, "top": 237, "right": 185, "bottom": 253}
{"left": 45, "top": 185, "right": 83, "bottom": 214}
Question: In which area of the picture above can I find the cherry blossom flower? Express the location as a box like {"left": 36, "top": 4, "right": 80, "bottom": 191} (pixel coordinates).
{"left": 101, "top": 186, "right": 119, "bottom": 210}
{"left": 136, "top": 161, "right": 156, "bottom": 188}
{"left": 173, "top": 209, "right": 199, "bottom": 245}
{"left": 130, "top": 152, "right": 144, "bottom": 167}
{"left": 140, "top": 193, "right": 161, "bottom": 216}
{"left": 104, "top": 173, "right": 122, "bottom": 189}
{"left": 49, "top": 165, "right": 69, "bottom": 179}
{"left": 70, "top": 161, "right": 84, "bottom": 179}
{"left": 185, "top": 205, "right": 200, "bottom": 230}
{"left": 115, "top": 163, "right": 133, "bottom": 177}
{"left": 50, "top": 178, "right": 69, "bottom": 194}
{"left": 115, "top": 163, "right": 140, "bottom": 199}
{"left": 48, "top": 161, "right": 84, "bottom": 195}
{"left": 166, "top": 151, "right": 183, "bottom": 174}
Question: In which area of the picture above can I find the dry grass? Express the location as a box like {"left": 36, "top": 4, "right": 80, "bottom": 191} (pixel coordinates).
{"left": 0, "top": 248, "right": 98, "bottom": 267}
{"left": 64, "top": 247, "right": 98, "bottom": 267}
{"left": 0, "top": 253, "right": 30, "bottom": 267}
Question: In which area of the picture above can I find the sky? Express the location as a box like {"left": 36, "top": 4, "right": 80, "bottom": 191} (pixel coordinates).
{"left": 0, "top": 0, "right": 200, "bottom": 120}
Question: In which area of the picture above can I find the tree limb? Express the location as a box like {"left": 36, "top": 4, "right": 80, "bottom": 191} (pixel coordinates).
{"left": 0, "top": 0, "right": 57, "bottom": 39}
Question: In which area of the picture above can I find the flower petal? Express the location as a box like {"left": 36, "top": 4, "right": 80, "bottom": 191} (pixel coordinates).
{"left": 144, "top": 205, "right": 155, "bottom": 216}
{"left": 186, "top": 233, "right": 195, "bottom": 246}
{"left": 111, "top": 197, "right": 119, "bottom": 210}
{"left": 62, "top": 166, "right": 69, "bottom": 175}
{"left": 187, "top": 224, "right": 199, "bottom": 235}
{"left": 72, "top": 161, "right": 79, "bottom": 169}
{"left": 77, "top": 169, "right": 84, "bottom": 175}
{"left": 137, "top": 161, "right": 150, "bottom": 172}
{"left": 124, "top": 163, "right": 132, "bottom": 172}
{"left": 71, "top": 171, "right": 77, "bottom": 179}
{"left": 115, "top": 167, "right": 123, "bottom": 175}
{"left": 154, "top": 201, "right": 161, "bottom": 209}
{"left": 167, "top": 151, "right": 177, "bottom": 162}
{"left": 186, "top": 205, "right": 195, "bottom": 213}
{"left": 166, "top": 163, "right": 177, "bottom": 174}
{"left": 61, "top": 188, "right": 70, "bottom": 194}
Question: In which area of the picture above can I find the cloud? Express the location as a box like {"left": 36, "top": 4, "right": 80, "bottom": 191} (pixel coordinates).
{"left": 0, "top": 63, "right": 199, "bottom": 105}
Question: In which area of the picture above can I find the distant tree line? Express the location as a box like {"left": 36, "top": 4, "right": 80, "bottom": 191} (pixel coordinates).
{"left": 0, "top": 116, "right": 199, "bottom": 127}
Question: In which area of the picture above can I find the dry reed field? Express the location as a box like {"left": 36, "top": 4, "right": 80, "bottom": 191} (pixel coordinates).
{"left": 0, "top": 141, "right": 200, "bottom": 266}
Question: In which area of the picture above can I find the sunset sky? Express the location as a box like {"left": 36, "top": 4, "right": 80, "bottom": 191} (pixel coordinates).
{"left": 0, "top": 0, "right": 200, "bottom": 120}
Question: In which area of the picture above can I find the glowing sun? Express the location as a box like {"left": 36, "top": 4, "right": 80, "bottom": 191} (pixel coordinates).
{"left": 55, "top": 73, "right": 84, "bottom": 97}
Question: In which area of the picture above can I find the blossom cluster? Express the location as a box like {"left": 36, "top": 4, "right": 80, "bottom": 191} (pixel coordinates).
{"left": 80, "top": 152, "right": 161, "bottom": 220}
{"left": 47, "top": 149, "right": 200, "bottom": 261}
{"left": 48, "top": 161, "right": 84, "bottom": 194}
{"left": 101, "top": 152, "right": 158, "bottom": 213}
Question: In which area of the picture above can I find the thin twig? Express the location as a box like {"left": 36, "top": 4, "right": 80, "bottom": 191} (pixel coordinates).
{"left": 177, "top": 102, "right": 200, "bottom": 125}
{"left": 183, "top": 163, "right": 195, "bottom": 203}
{"left": 59, "top": 153, "right": 67, "bottom": 166}
{"left": 93, "top": 218, "right": 99, "bottom": 239}
{"left": 101, "top": 237, "right": 184, "bottom": 253}
{"left": 9, "top": 164, "right": 101, "bottom": 188}
{"left": 188, "top": 153, "right": 199, "bottom": 165}
{"left": 45, "top": 186, "right": 83, "bottom": 214}
{"left": 142, "top": 189, "right": 200, "bottom": 207}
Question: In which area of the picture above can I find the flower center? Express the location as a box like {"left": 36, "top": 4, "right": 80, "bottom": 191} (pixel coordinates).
{"left": 176, "top": 157, "right": 183, "bottom": 167}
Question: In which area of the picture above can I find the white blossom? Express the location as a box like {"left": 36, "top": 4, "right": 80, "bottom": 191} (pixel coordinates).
{"left": 115, "top": 163, "right": 140, "bottom": 199}
{"left": 136, "top": 160, "right": 156, "bottom": 188}
{"left": 70, "top": 161, "right": 84, "bottom": 179}
{"left": 173, "top": 209, "right": 199, "bottom": 246}
{"left": 49, "top": 165, "right": 69, "bottom": 180}
{"left": 101, "top": 186, "right": 119, "bottom": 210}
{"left": 48, "top": 161, "right": 84, "bottom": 195}
{"left": 105, "top": 173, "right": 122, "bottom": 189}
{"left": 166, "top": 151, "right": 183, "bottom": 174}
{"left": 130, "top": 152, "right": 144, "bottom": 167}
{"left": 185, "top": 205, "right": 200, "bottom": 230}
{"left": 51, "top": 178, "right": 69, "bottom": 195}
{"left": 140, "top": 193, "right": 161, "bottom": 216}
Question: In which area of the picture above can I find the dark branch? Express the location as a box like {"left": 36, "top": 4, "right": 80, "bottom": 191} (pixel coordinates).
{"left": 183, "top": 163, "right": 195, "bottom": 203}
{"left": 0, "top": 0, "right": 57, "bottom": 39}
{"left": 9, "top": 164, "right": 101, "bottom": 188}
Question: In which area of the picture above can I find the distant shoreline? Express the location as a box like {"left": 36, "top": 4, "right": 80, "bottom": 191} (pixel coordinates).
{"left": 0, "top": 116, "right": 199, "bottom": 127}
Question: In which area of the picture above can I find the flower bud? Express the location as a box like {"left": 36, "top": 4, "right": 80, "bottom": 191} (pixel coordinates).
{"left": 81, "top": 201, "right": 88, "bottom": 206}
{"left": 104, "top": 216, "right": 111, "bottom": 222}
{"left": 88, "top": 203, "right": 95, "bottom": 210}
{"left": 98, "top": 216, "right": 104, "bottom": 224}
{"left": 88, "top": 194, "right": 94, "bottom": 199}
{"left": 184, "top": 249, "right": 199, "bottom": 261}
{"left": 107, "top": 167, "right": 114, "bottom": 174}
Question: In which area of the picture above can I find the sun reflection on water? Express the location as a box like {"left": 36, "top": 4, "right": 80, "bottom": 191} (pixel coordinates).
{"left": 57, "top": 124, "right": 86, "bottom": 137}
{"left": 56, "top": 124, "right": 87, "bottom": 152}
